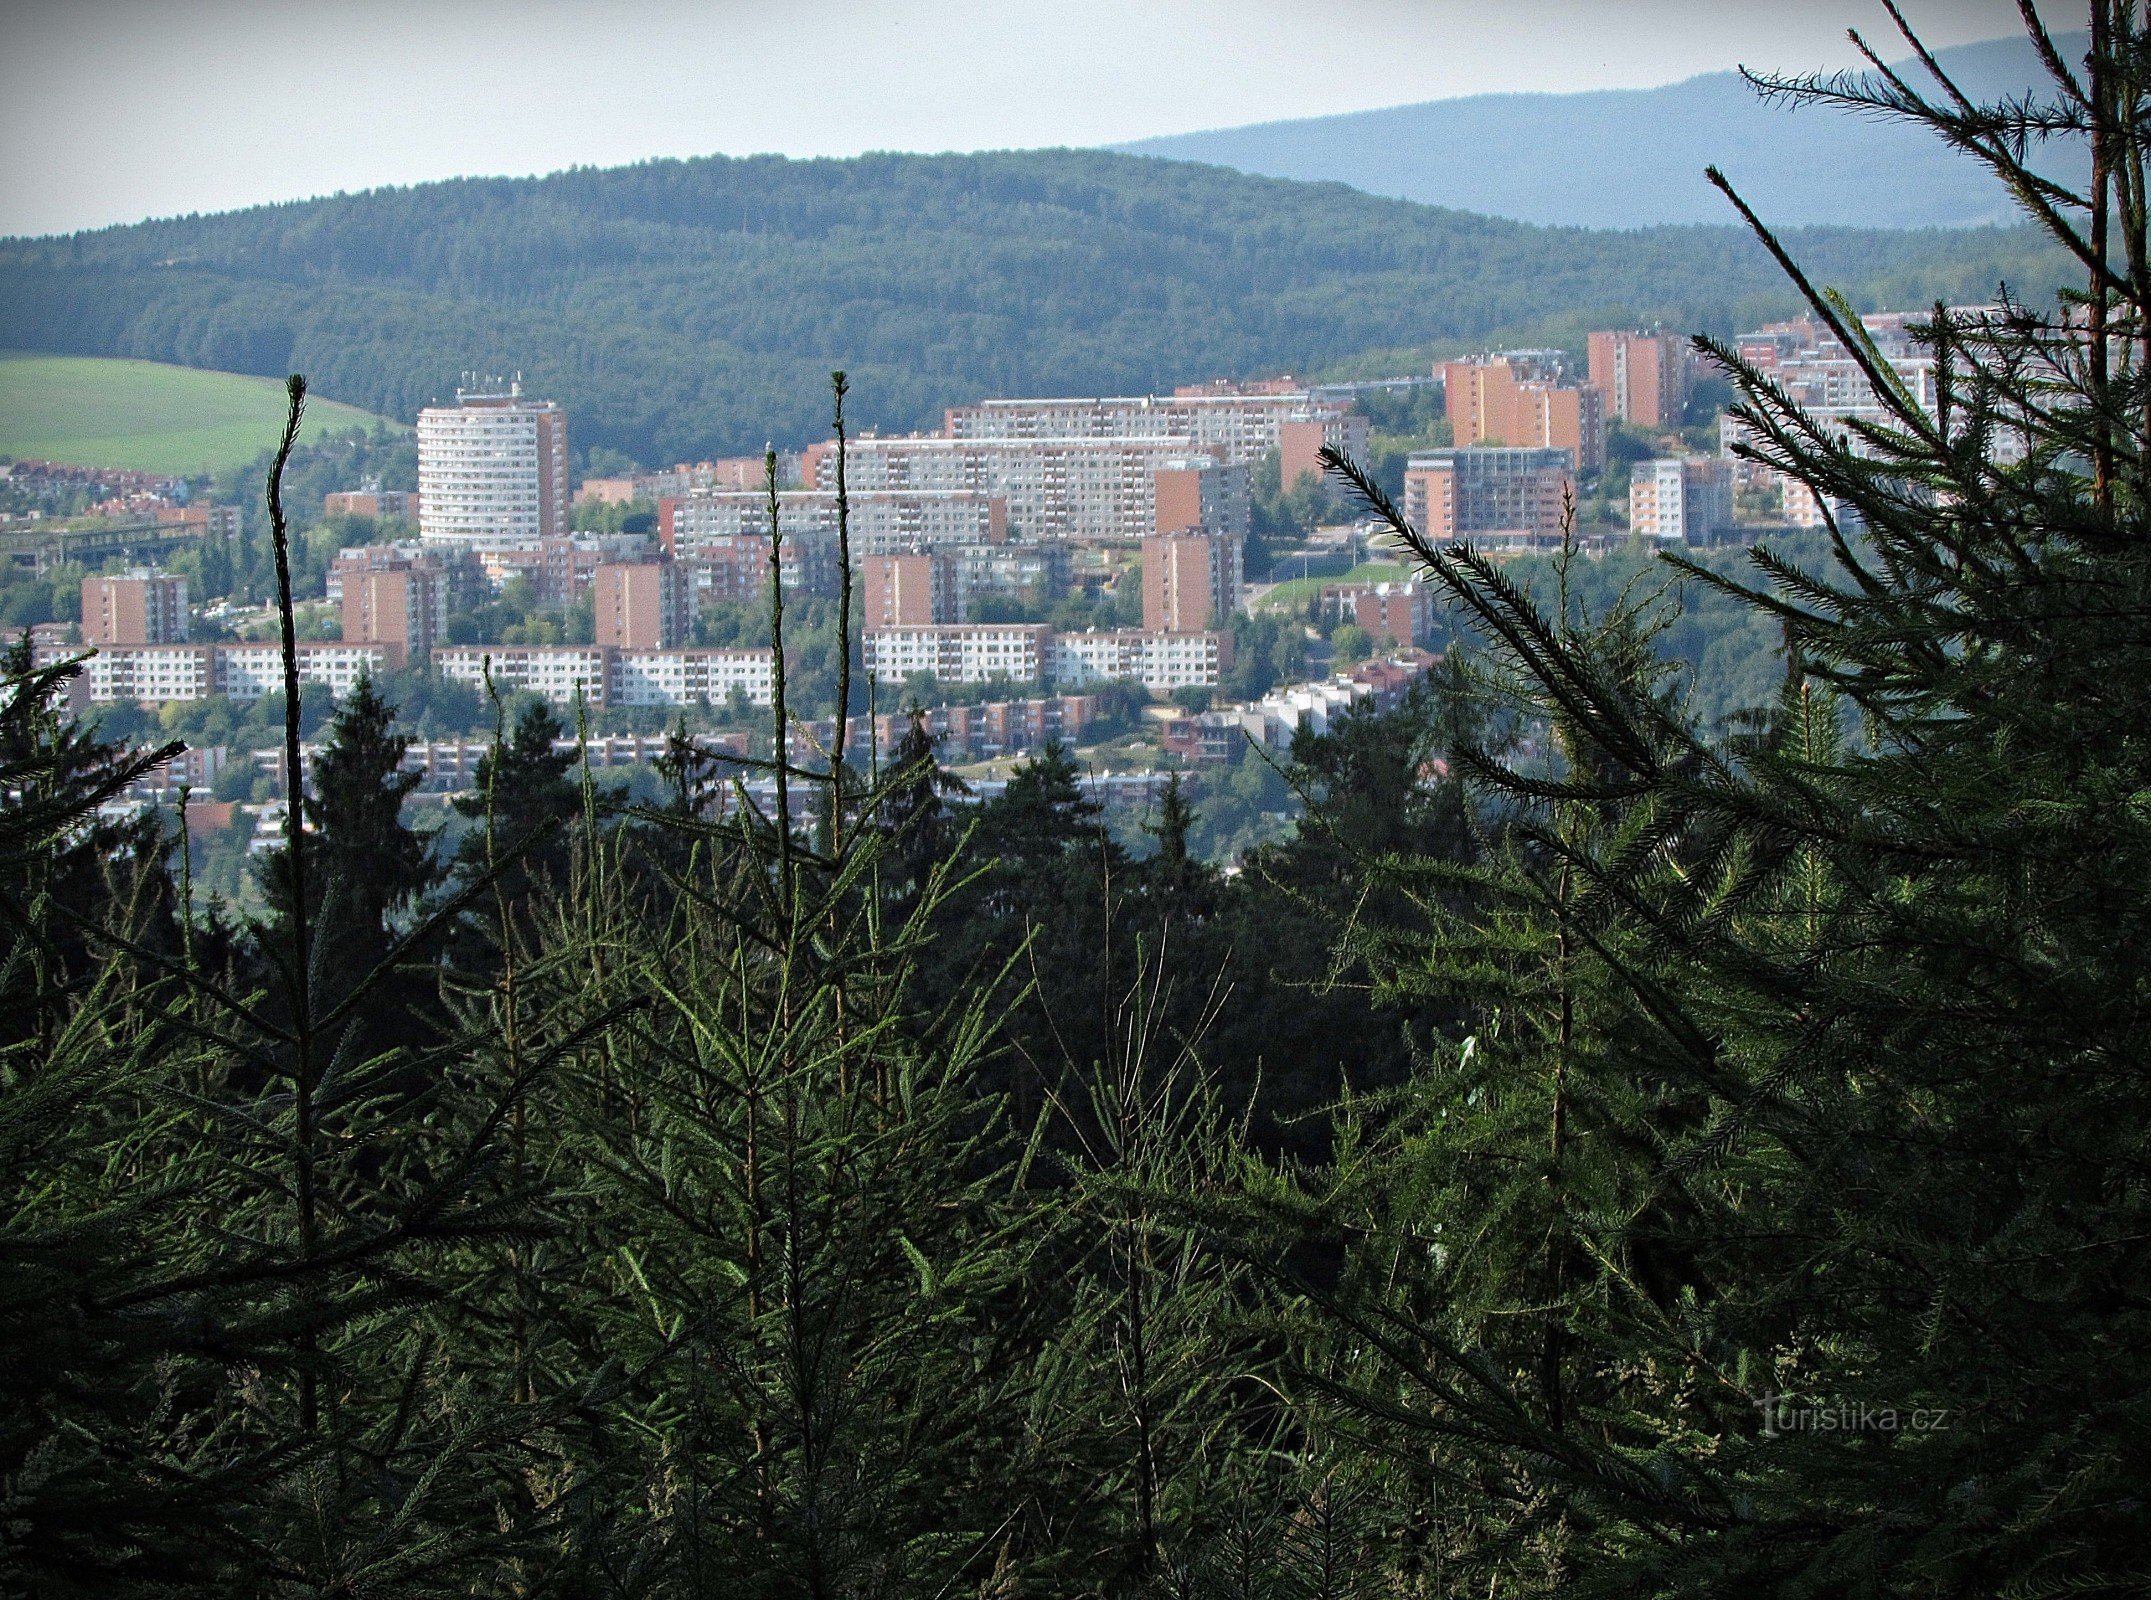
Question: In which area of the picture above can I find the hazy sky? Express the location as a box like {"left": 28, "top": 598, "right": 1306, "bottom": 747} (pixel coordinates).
{"left": 0, "top": 0, "right": 2038, "bottom": 238}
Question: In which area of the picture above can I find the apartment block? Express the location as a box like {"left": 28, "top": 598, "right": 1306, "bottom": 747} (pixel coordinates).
{"left": 1142, "top": 532, "right": 1242, "bottom": 632}
{"left": 1721, "top": 308, "right": 2027, "bottom": 501}
{"left": 417, "top": 381, "right": 570, "bottom": 544}
{"left": 606, "top": 649, "right": 775, "bottom": 710}
{"left": 1588, "top": 330, "right": 1692, "bottom": 428}
{"left": 872, "top": 695, "right": 1102, "bottom": 762}
{"left": 944, "top": 390, "right": 1366, "bottom": 471}
{"left": 1051, "top": 630, "right": 1228, "bottom": 694}
{"left": 951, "top": 541, "right": 1070, "bottom": 604}
{"left": 428, "top": 646, "right": 775, "bottom": 710}
{"left": 341, "top": 567, "right": 441, "bottom": 666}
{"left": 862, "top": 553, "right": 963, "bottom": 628}
{"left": 82, "top": 571, "right": 187, "bottom": 645}
{"left": 1629, "top": 457, "right": 1735, "bottom": 542}
{"left": 1324, "top": 581, "right": 1433, "bottom": 645}
{"left": 327, "top": 541, "right": 484, "bottom": 612}
{"left": 220, "top": 644, "right": 394, "bottom": 702}
{"left": 1404, "top": 448, "right": 1576, "bottom": 548}
{"left": 77, "top": 644, "right": 216, "bottom": 704}
{"left": 433, "top": 645, "right": 608, "bottom": 708}
{"left": 674, "top": 539, "right": 770, "bottom": 608}
{"left": 1440, "top": 356, "right": 1605, "bottom": 473}
{"left": 1153, "top": 457, "right": 1251, "bottom": 539}
{"left": 814, "top": 437, "right": 1247, "bottom": 544}
{"left": 862, "top": 624, "right": 1052, "bottom": 686}
{"left": 472, "top": 533, "right": 658, "bottom": 603}
{"left": 660, "top": 488, "right": 1004, "bottom": 558}
{"left": 593, "top": 562, "right": 691, "bottom": 649}
{"left": 64, "top": 642, "right": 392, "bottom": 706}
{"left": 150, "top": 503, "right": 241, "bottom": 539}
{"left": 325, "top": 488, "right": 420, "bottom": 522}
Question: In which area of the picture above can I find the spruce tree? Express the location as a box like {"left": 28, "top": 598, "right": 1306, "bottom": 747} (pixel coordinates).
{"left": 1279, "top": 9, "right": 2151, "bottom": 1593}
{"left": 258, "top": 674, "right": 439, "bottom": 1039}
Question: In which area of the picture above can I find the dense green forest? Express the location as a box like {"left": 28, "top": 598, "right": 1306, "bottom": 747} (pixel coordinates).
{"left": 8, "top": 13, "right": 2151, "bottom": 1597}
{"left": 0, "top": 148, "right": 2073, "bottom": 464}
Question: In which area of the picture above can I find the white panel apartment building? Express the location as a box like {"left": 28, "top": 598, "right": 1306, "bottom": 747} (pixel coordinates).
{"left": 943, "top": 393, "right": 1368, "bottom": 468}
{"left": 417, "top": 382, "right": 570, "bottom": 545}
{"left": 432, "top": 646, "right": 777, "bottom": 709}
{"left": 434, "top": 645, "right": 607, "bottom": 707}
{"left": 862, "top": 625, "right": 1052, "bottom": 686}
{"left": 1051, "top": 630, "right": 1226, "bottom": 694}
{"left": 662, "top": 488, "right": 1006, "bottom": 556}
{"left": 814, "top": 437, "right": 1245, "bottom": 543}
{"left": 608, "top": 649, "right": 775, "bottom": 709}
{"left": 1720, "top": 308, "right": 2028, "bottom": 499}
{"left": 57, "top": 643, "right": 393, "bottom": 706}
{"left": 861, "top": 625, "right": 1226, "bottom": 694}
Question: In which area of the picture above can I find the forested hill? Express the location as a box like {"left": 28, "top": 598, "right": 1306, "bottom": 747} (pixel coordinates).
{"left": 0, "top": 149, "right": 2070, "bottom": 466}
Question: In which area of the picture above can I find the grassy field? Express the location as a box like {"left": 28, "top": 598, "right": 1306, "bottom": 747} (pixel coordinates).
{"left": 0, "top": 353, "right": 399, "bottom": 477}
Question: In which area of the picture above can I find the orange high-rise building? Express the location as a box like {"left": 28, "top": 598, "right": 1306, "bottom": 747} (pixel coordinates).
{"left": 862, "top": 552, "right": 961, "bottom": 628}
{"left": 341, "top": 567, "right": 441, "bottom": 668}
{"left": 1587, "top": 330, "right": 1692, "bottom": 429}
{"left": 1142, "top": 531, "right": 1242, "bottom": 632}
{"left": 593, "top": 562, "right": 690, "bottom": 650}
{"left": 82, "top": 571, "right": 188, "bottom": 646}
{"left": 1440, "top": 357, "right": 1605, "bottom": 473}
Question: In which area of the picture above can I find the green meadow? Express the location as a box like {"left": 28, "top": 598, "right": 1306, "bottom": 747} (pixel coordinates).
{"left": 0, "top": 353, "right": 398, "bottom": 477}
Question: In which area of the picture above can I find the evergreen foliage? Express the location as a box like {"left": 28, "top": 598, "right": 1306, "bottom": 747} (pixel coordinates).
{"left": 1270, "top": 8, "right": 2151, "bottom": 1591}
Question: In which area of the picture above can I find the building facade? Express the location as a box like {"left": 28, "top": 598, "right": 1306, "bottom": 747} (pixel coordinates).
{"left": 862, "top": 552, "right": 963, "bottom": 628}
{"left": 58, "top": 642, "right": 393, "bottom": 706}
{"left": 861, "top": 624, "right": 1052, "bottom": 686}
{"left": 814, "top": 437, "right": 1248, "bottom": 544}
{"left": 1441, "top": 356, "right": 1606, "bottom": 473}
{"left": 943, "top": 390, "right": 1366, "bottom": 471}
{"left": 416, "top": 382, "right": 570, "bottom": 544}
{"left": 1629, "top": 457, "right": 1735, "bottom": 542}
{"left": 326, "top": 488, "right": 420, "bottom": 522}
{"left": 81, "top": 571, "right": 187, "bottom": 646}
{"left": 660, "top": 487, "right": 1005, "bottom": 559}
{"left": 1324, "top": 580, "right": 1433, "bottom": 645}
{"left": 1404, "top": 448, "right": 1577, "bottom": 547}
{"left": 592, "top": 562, "right": 691, "bottom": 649}
{"left": 1587, "top": 330, "right": 1692, "bottom": 428}
{"left": 1142, "top": 531, "right": 1242, "bottom": 632}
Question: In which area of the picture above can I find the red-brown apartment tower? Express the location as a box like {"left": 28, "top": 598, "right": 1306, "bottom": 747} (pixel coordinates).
{"left": 1587, "top": 330, "right": 1692, "bottom": 429}
{"left": 1440, "top": 357, "right": 1606, "bottom": 474}
{"left": 341, "top": 567, "right": 440, "bottom": 668}
{"left": 1278, "top": 418, "right": 1332, "bottom": 487}
{"left": 593, "top": 562, "right": 691, "bottom": 650}
{"left": 82, "top": 572, "right": 188, "bottom": 646}
{"left": 1142, "top": 532, "right": 1242, "bottom": 632}
{"left": 862, "top": 553, "right": 961, "bottom": 629}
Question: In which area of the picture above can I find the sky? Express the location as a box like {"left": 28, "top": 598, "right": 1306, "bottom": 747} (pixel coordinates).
{"left": 0, "top": 0, "right": 2036, "bottom": 238}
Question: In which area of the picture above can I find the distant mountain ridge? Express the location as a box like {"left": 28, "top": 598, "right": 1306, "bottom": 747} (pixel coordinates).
{"left": 0, "top": 149, "right": 2070, "bottom": 467}
{"left": 1114, "top": 32, "right": 2091, "bottom": 229}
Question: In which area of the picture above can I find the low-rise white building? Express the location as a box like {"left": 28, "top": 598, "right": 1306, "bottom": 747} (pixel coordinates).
{"left": 1051, "top": 630, "right": 1226, "bottom": 693}
{"left": 609, "top": 648, "right": 775, "bottom": 709}
{"left": 52, "top": 642, "right": 392, "bottom": 706}
{"left": 434, "top": 646, "right": 609, "bottom": 707}
{"left": 862, "top": 624, "right": 1052, "bottom": 686}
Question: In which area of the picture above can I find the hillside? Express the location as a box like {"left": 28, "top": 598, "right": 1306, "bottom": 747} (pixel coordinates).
{"left": 0, "top": 149, "right": 2072, "bottom": 467}
{"left": 1116, "top": 32, "right": 2090, "bottom": 229}
{"left": 0, "top": 353, "right": 397, "bottom": 476}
